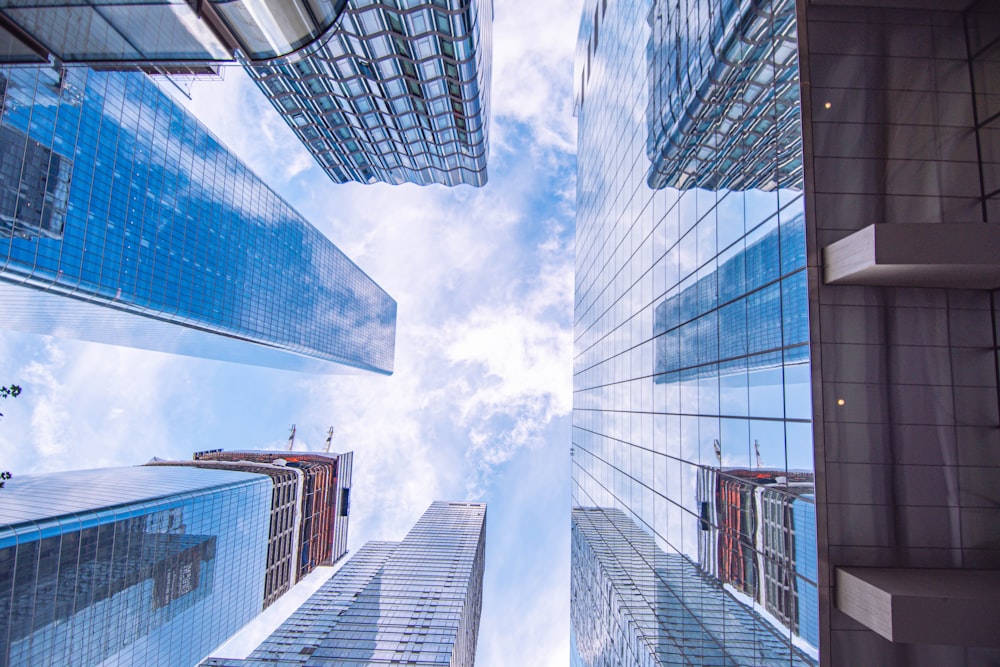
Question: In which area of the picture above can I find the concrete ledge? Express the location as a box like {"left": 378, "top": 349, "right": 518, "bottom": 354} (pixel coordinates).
{"left": 822, "top": 224, "right": 1000, "bottom": 289}
{"left": 835, "top": 568, "right": 1000, "bottom": 647}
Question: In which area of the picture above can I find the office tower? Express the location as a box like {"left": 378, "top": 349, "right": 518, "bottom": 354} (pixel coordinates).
{"left": 0, "top": 0, "right": 493, "bottom": 188}
{"left": 149, "top": 449, "right": 352, "bottom": 610}
{"left": 0, "top": 465, "right": 273, "bottom": 666}
{"left": 191, "top": 450, "right": 353, "bottom": 581}
{"left": 0, "top": 64, "right": 396, "bottom": 374}
{"left": 572, "top": 0, "right": 999, "bottom": 666}
{"left": 203, "top": 500, "right": 486, "bottom": 667}
{"left": 246, "top": 0, "right": 493, "bottom": 186}
{"left": 0, "top": 0, "right": 349, "bottom": 67}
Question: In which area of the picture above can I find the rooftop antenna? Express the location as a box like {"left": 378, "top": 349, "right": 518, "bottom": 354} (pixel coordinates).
{"left": 324, "top": 425, "right": 335, "bottom": 453}
{"left": 286, "top": 424, "right": 296, "bottom": 452}
{"left": 754, "top": 439, "right": 762, "bottom": 469}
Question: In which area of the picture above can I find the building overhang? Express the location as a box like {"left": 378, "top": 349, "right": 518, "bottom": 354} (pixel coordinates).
{"left": 822, "top": 223, "right": 1000, "bottom": 289}
{"left": 835, "top": 568, "right": 1000, "bottom": 647}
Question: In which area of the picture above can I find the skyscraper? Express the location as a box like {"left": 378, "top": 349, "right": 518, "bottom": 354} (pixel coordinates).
{"left": 0, "top": 0, "right": 350, "bottom": 67}
{"left": 191, "top": 450, "right": 353, "bottom": 581}
{"left": 572, "top": 507, "right": 815, "bottom": 667}
{"left": 0, "top": 64, "right": 396, "bottom": 374}
{"left": 0, "top": 0, "right": 494, "bottom": 188}
{"left": 203, "top": 500, "right": 486, "bottom": 667}
{"left": 0, "top": 465, "right": 273, "bottom": 666}
{"left": 148, "top": 449, "right": 352, "bottom": 610}
{"left": 572, "top": 0, "right": 999, "bottom": 665}
{"left": 247, "top": 0, "right": 492, "bottom": 186}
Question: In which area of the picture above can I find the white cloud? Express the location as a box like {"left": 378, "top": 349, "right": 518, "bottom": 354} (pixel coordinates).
{"left": 0, "top": 337, "right": 189, "bottom": 473}
{"left": 490, "top": 0, "right": 582, "bottom": 152}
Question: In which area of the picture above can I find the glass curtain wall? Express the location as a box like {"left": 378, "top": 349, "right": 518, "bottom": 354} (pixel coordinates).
{"left": 572, "top": 0, "right": 817, "bottom": 664}
{"left": 0, "top": 65, "right": 396, "bottom": 373}
{"left": 0, "top": 466, "right": 271, "bottom": 667}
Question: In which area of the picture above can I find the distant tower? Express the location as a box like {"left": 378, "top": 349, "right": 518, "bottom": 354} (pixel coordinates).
{"left": 203, "top": 501, "right": 486, "bottom": 667}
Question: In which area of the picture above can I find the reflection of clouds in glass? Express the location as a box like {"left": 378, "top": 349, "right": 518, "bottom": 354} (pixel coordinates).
{"left": 0, "top": 66, "right": 394, "bottom": 374}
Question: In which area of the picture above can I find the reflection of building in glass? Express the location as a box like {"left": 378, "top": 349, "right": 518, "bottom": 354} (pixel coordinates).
{"left": 0, "top": 65, "right": 396, "bottom": 374}
{"left": 572, "top": 507, "right": 816, "bottom": 667}
{"left": 575, "top": 0, "right": 1000, "bottom": 663}
{"left": 697, "top": 467, "right": 818, "bottom": 646}
{"left": 653, "top": 211, "right": 808, "bottom": 383}
{"left": 247, "top": 0, "right": 492, "bottom": 186}
{"left": 191, "top": 450, "right": 352, "bottom": 583}
{"left": 0, "top": 466, "right": 271, "bottom": 666}
{"left": 0, "top": 124, "right": 71, "bottom": 240}
{"left": 203, "top": 501, "right": 486, "bottom": 667}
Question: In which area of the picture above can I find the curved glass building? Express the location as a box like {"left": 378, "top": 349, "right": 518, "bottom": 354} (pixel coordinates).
{"left": 247, "top": 0, "right": 492, "bottom": 186}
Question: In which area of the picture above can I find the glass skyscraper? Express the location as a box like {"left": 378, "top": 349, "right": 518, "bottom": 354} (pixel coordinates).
{"left": 202, "top": 500, "right": 486, "bottom": 667}
{"left": 0, "top": 0, "right": 350, "bottom": 67}
{"left": 246, "top": 0, "right": 492, "bottom": 186}
{"left": 0, "top": 64, "right": 396, "bottom": 374}
{"left": 0, "top": 465, "right": 272, "bottom": 666}
{"left": 0, "top": 0, "right": 493, "bottom": 188}
{"left": 573, "top": 0, "right": 1000, "bottom": 665}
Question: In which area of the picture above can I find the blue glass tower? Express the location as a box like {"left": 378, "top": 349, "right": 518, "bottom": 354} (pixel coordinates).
{"left": 0, "top": 65, "right": 396, "bottom": 374}
{"left": 0, "top": 465, "right": 272, "bottom": 666}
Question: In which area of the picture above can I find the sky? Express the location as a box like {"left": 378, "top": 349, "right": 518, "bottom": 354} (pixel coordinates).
{"left": 0, "top": 0, "right": 582, "bottom": 665}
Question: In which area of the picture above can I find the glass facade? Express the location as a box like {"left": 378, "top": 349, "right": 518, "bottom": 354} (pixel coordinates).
{"left": 246, "top": 0, "right": 492, "bottom": 186}
{"left": 0, "top": 0, "right": 350, "bottom": 65}
{"left": 0, "top": 65, "right": 396, "bottom": 374}
{"left": 572, "top": 0, "right": 817, "bottom": 663}
{"left": 203, "top": 501, "right": 486, "bottom": 667}
{"left": 0, "top": 465, "right": 272, "bottom": 666}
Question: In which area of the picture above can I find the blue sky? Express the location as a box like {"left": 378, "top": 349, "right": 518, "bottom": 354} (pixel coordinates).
{"left": 0, "top": 0, "right": 581, "bottom": 664}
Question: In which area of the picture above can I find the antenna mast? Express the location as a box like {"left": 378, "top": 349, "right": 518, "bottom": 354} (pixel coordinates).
{"left": 286, "top": 424, "right": 296, "bottom": 452}
{"left": 324, "top": 425, "right": 334, "bottom": 453}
